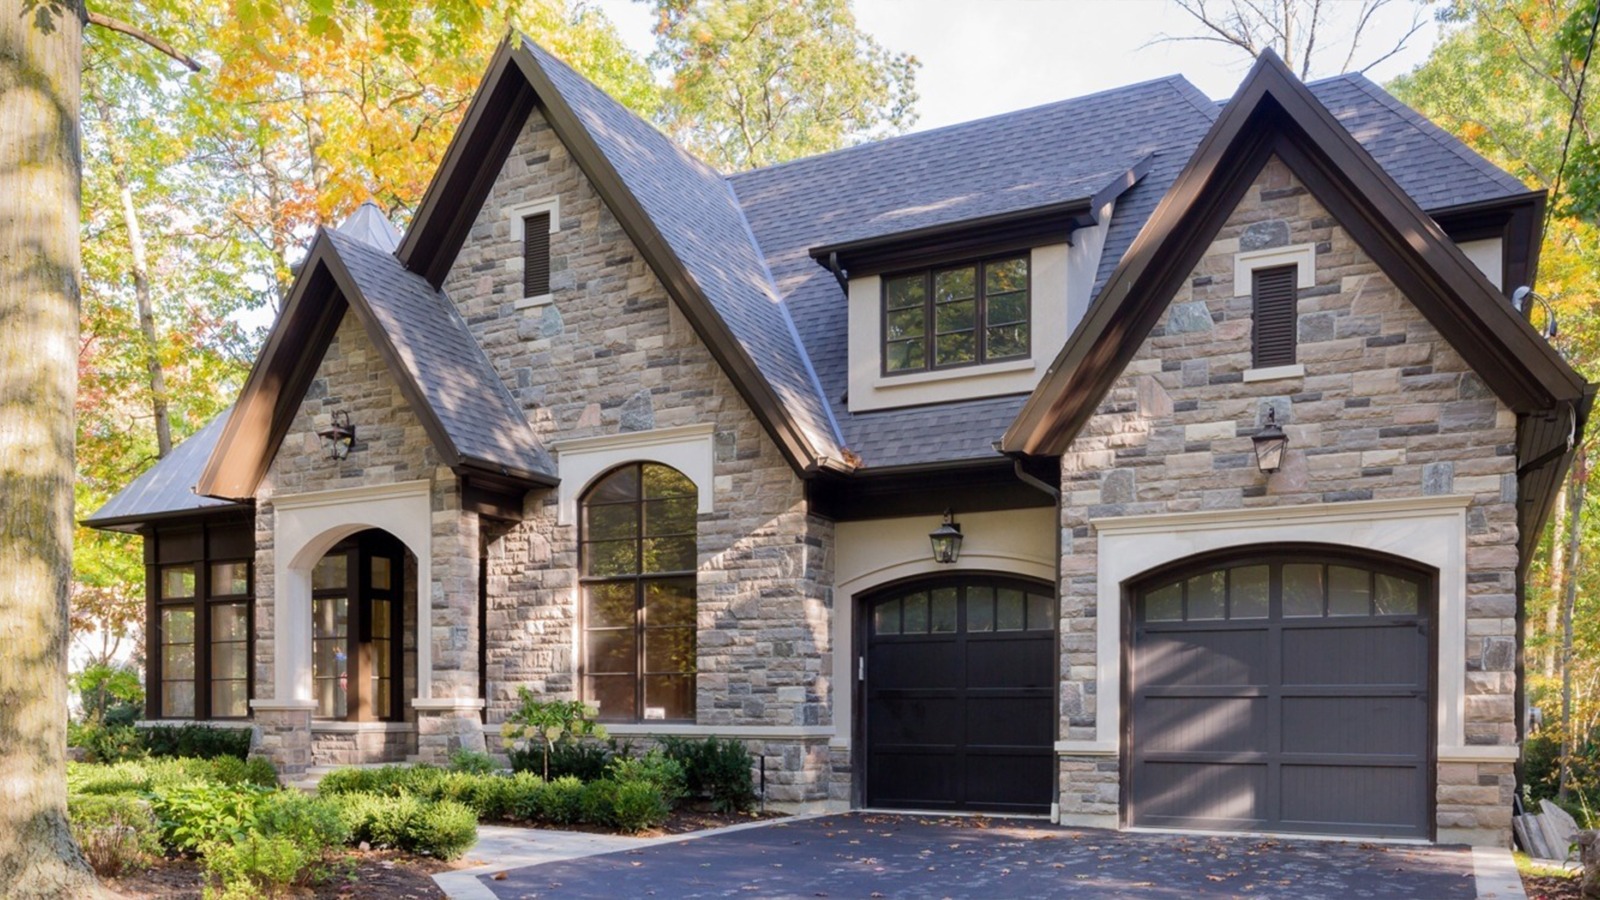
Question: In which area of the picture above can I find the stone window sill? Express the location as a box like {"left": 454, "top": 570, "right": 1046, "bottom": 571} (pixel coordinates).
{"left": 1242, "top": 364, "right": 1305, "bottom": 383}
{"left": 515, "top": 292, "right": 553, "bottom": 310}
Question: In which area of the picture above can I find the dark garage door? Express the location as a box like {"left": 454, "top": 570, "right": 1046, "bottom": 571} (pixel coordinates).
{"left": 1128, "top": 552, "right": 1433, "bottom": 839}
{"left": 863, "top": 578, "right": 1055, "bottom": 813}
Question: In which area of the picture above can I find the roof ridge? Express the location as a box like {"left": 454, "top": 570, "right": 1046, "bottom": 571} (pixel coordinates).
{"left": 1330, "top": 72, "right": 1530, "bottom": 196}
{"left": 728, "top": 75, "right": 1203, "bottom": 183}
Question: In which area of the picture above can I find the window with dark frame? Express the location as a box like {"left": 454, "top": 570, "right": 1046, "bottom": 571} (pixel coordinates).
{"left": 1251, "top": 263, "right": 1298, "bottom": 368}
{"left": 148, "top": 524, "right": 253, "bottom": 722}
{"left": 208, "top": 561, "right": 252, "bottom": 718}
{"left": 523, "top": 211, "right": 551, "bottom": 298}
{"left": 882, "top": 255, "right": 1030, "bottom": 375}
{"left": 158, "top": 564, "right": 197, "bottom": 718}
{"left": 311, "top": 533, "right": 405, "bottom": 722}
{"left": 579, "top": 462, "right": 697, "bottom": 723}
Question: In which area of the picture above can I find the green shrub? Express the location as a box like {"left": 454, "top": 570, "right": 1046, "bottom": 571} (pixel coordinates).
{"left": 69, "top": 723, "right": 145, "bottom": 763}
{"left": 610, "top": 780, "right": 672, "bottom": 833}
{"left": 201, "top": 833, "right": 314, "bottom": 898}
{"left": 500, "top": 772, "right": 546, "bottom": 822}
{"left": 68, "top": 760, "right": 150, "bottom": 796}
{"left": 328, "top": 792, "right": 388, "bottom": 845}
{"left": 68, "top": 793, "right": 161, "bottom": 877}
{"left": 609, "top": 749, "right": 686, "bottom": 808}
{"left": 317, "top": 763, "right": 440, "bottom": 798}
{"left": 499, "top": 691, "right": 609, "bottom": 780}
{"left": 578, "top": 779, "right": 620, "bottom": 829}
{"left": 537, "top": 775, "right": 585, "bottom": 825}
{"left": 448, "top": 748, "right": 498, "bottom": 775}
{"left": 406, "top": 800, "right": 478, "bottom": 859}
{"left": 660, "top": 736, "right": 757, "bottom": 813}
{"left": 74, "top": 662, "right": 145, "bottom": 727}
{"left": 254, "top": 790, "right": 349, "bottom": 852}
{"left": 139, "top": 724, "right": 253, "bottom": 760}
{"left": 150, "top": 781, "right": 272, "bottom": 852}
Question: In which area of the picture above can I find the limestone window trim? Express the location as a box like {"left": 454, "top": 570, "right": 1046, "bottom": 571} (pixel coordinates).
{"left": 507, "top": 197, "right": 560, "bottom": 308}
{"left": 1232, "top": 242, "right": 1316, "bottom": 296}
{"left": 1074, "top": 495, "right": 1479, "bottom": 764}
{"left": 1241, "top": 363, "right": 1306, "bottom": 383}
{"left": 551, "top": 424, "right": 716, "bottom": 526}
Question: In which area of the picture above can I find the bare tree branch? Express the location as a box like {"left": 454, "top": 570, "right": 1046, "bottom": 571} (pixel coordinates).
{"left": 84, "top": 8, "right": 202, "bottom": 72}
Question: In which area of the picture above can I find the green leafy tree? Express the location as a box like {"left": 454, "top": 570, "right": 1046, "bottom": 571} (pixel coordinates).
{"left": 647, "top": 0, "right": 919, "bottom": 170}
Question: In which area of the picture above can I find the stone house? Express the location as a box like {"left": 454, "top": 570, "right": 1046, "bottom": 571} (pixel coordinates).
{"left": 87, "top": 40, "right": 1590, "bottom": 847}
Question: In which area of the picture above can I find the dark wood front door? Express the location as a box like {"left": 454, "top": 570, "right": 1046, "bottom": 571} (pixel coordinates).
{"left": 1127, "top": 551, "right": 1434, "bottom": 839}
{"left": 862, "top": 577, "right": 1056, "bottom": 813}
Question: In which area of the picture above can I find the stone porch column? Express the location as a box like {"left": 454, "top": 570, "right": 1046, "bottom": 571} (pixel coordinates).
{"left": 413, "top": 474, "right": 486, "bottom": 760}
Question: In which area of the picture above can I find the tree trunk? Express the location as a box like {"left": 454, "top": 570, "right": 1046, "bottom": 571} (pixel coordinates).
{"left": 0, "top": 0, "right": 101, "bottom": 895}
{"left": 97, "top": 98, "right": 171, "bottom": 457}
{"left": 1559, "top": 455, "right": 1588, "bottom": 801}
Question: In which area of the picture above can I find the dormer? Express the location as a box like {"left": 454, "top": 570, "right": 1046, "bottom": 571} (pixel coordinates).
{"left": 812, "top": 186, "right": 1129, "bottom": 413}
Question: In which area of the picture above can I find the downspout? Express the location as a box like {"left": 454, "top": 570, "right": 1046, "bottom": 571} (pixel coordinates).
{"left": 827, "top": 251, "right": 849, "bottom": 295}
{"left": 1006, "top": 449, "right": 1064, "bottom": 823}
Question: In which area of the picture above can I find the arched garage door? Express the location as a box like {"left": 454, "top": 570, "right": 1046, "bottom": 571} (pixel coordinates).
{"left": 862, "top": 577, "right": 1056, "bottom": 813}
{"left": 1128, "top": 550, "right": 1434, "bottom": 839}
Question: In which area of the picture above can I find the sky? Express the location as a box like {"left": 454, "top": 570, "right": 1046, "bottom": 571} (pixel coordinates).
{"left": 593, "top": 0, "right": 1446, "bottom": 132}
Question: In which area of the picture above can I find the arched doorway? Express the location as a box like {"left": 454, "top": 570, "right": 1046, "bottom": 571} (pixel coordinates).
{"left": 859, "top": 574, "right": 1056, "bottom": 813}
{"left": 1126, "top": 547, "right": 1435, "bottom": 839}
{"left": 308, "top": 528, "right": 413, "bottom": 723}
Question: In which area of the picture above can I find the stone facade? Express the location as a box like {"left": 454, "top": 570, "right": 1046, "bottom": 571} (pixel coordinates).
{"left": 436, "top": 109, "right": 836, "bottom": 803}
{"left": 1054, "top": 157, "right": 1519, "bottom": 843}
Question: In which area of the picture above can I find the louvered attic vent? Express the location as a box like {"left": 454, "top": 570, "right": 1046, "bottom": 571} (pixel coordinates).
{"left": 524, "top": 212, "right": 551, "bottom": 297}
{"left": 1252, "top": 264, "right": 1298, "bottom": 368}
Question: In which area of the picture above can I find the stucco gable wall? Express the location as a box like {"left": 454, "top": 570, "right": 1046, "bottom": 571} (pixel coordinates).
{"left": 440, "top": 108, "right": 834, "bottom": 801}
{"left": 1056, "top": 155, "right": 1518, "bottom": 843}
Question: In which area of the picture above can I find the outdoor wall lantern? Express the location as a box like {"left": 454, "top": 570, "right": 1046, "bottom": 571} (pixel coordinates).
{"left": 929, "top": 509, "right": 964, "bottom": 564}
{"left": 316, "top": 410, "right": 356, "bottom": 461}
{"left": 1252, "top": 408, "right": 1288, "bottom": 474}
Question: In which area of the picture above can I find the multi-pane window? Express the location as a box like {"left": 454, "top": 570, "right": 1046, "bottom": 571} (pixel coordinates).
{"left": 311, "top": 534, "right": 404, "bottom": 721}
{"left": 208, "top": 562, "right": 251, "bottom": 718}
{"left": 1141, "top": 558, "right": 1423, "bottom": 622}
{"left": 580, "top": 463, "right": 697, "bottom": 722}
{"left": 158, "top": 565, "right": 197, "bottom": 718}
{"left": 883, "top": 255, "right": 1030, "bottom": 374}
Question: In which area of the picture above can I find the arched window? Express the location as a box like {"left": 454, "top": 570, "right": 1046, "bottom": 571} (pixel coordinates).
{"left": 580, "top": 463, "right": 697, "bottom": 722}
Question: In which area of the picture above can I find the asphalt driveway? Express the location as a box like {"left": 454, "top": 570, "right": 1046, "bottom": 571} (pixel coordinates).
{"left": 476, "top": 813, "right": 1484, "bottom": 899}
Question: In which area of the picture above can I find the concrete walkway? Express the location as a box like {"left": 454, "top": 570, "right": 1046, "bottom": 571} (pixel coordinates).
{"left": 436, "top": 814, "right": 1528, "bottom": 900}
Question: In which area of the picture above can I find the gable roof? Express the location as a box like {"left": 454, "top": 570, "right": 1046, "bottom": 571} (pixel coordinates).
{"left": 998, "top": 50, "right": 1588, "bottom": 562}
{"left": 82, "top": 412, "right": 245, "bottom": 531}
{"left": 397, "top": 37, "right": 845, "bottom": 475}
{"left": 196, "top": 222, "right": 556, "bottom": 501}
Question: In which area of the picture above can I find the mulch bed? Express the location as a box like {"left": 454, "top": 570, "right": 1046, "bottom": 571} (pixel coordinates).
{"left": 1524, "top": 871, "right": 1582, "bottom": 900}
{"left": 484, "top": 807, "right": 785, "bottom": 837}
{"left": 103, "top": 849, "right": 452, "bottom": 899}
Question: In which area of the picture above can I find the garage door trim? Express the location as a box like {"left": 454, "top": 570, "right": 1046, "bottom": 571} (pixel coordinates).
{"left": 1120, "top": 544, "right": 1438, "bottom": 840}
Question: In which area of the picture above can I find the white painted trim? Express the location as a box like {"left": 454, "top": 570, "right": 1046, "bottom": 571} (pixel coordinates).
{"left": 1055, "top": 740, "right": 1118, "bottom": 756}
{"left": 1091, "top": 495, "right": 1474, "bottom": 752}
{"left": 551, "top": 424, "right": 715, "bottom": 526}
{"left": 413, "top": 698, "right": 486, "bottom": 712}
{"left": 271, "top": 479, "right": 434, "bottom": 707}
{"left": 1242, "top": 363, "right": 1306, "bottom": 383}
{"left": 496, "top": 723, "right": 835, "bottom": 740}
{"left": 872, "top": 358, "right": 1035, "bottom": 390}
{"left": 1233, "top": 242, "right": 1316, "bottom": 294}
{"left": 1439, "top": 744, "right": 1520, "bottom": 763}
{"left": 310, "top": 721, "right": 415, "bottom": 734}
{"left": 506, "top": 197, "right": 561, "bottom": 240}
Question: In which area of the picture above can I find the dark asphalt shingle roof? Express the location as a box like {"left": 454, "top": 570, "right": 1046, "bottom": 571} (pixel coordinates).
{"left": 83, "top": 412, "right": 241, "bottom": 528}
{"left": 325, "top": 228, "right": 556, "bottom": 480}
{"left": 525, "top": 39, "right": 843, "bottom": 459}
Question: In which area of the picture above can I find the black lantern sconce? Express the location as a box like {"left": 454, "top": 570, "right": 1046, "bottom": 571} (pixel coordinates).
{"left": 1252, "top": 408, "right": 1289, "bottom": 474}
{"left": 929, "top": 509, "right": 964, "bottom": 565}
{"left": 316, "top": 410, "right": 356, "bottom": 461}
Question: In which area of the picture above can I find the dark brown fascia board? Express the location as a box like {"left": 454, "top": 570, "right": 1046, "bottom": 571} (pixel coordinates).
{"left": 80, "top": 501, "right": 254, "bottom": 534}
{"left": 397, "top": 38, "right": 533, "bottom": 285}
{"left": 504, "top": 42, "right": 832, "bottom": 477}
{"left": 809, "top": 200, "right": 1094, "bottom": 276}
{"left": 196, "top": 245, "right": 347, "bottom": 500}
{"left": 1002, "top": 50, "right": 1586, "bottom": 457}
{"left": 1428, "top": 191, "right": 1547, "bottom": 302}
{"left": 805, "top": 456, "right": 1056, "bottom": 521}
{"left": 1515, "top": 388, "right": 1594, "bottom": 574}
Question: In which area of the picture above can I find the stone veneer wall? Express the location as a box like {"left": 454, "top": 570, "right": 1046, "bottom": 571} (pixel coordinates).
{"left": 1056, "top": 157, "right": 1519, "bottom": 843}
{"left": 253, "top": 312, "right": 466, "bottom": 772}
{"left": 439, "top": 109, "right": 836, "bottom": 804}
